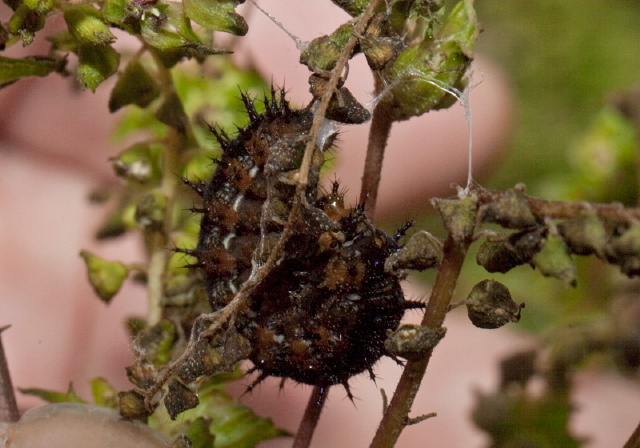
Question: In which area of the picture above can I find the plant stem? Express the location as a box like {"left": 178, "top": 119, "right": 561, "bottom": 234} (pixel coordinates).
{"left": 292, "top": 386, "right": 329, "bottom": 448}
{"left": 360, "top": 74, "right": 394, "bottom": 221}
{"left": 369, "top": 235, "right": 469, "bottom": 448}
{"left": 145, "top": 46, "right": 184, "bottom": 327}
{"left": 623, "top": 418, "right": 640, "bottom": 448}
{"left": 475, "top": 187, "right": 640, "bottom": 223}
{"left": 0, "top": 325, "right": 19, "bottom": 423}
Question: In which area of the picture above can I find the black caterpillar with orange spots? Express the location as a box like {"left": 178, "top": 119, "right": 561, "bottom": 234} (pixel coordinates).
{"left": 184, "top": 89, "right": 421, "bottom": 395}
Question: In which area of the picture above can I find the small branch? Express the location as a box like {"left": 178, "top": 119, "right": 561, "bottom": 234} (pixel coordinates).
{"left": 370, "top": 235, "right": 469, "bottom": 448}
{"left": 298, "top": 0, "right": 383, "bottom": 188}
{"left": 360, "top": 73, "right": 395, "bottom": 221}
{"left": 292, "top": 386, "right": 329, "bottom": 448}
{"left": 623, "top": 418, "right": 640, "bottom": 448}
{"left": 476, "top": 187, "right": 640, "bottom": 223}
{"left": 0, "top": 325, "right": 20, "bottom": 423}
{"left": 144, "top": 45, "right": 186, "bottom": 327}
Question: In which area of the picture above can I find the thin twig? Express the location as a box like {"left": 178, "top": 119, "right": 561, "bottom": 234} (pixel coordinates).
{"left": 623, "top": 418, "right": 640, "bottom": 448}
{"left": 475, "top": 187, "right": 640, "bottom": 223}
{"left": 0, "top": 325, "right": 20, "bottom": 423}
{"left": 370, "top": 235, "right": 469, "bottom": 448}
{"left": 360, "top": 73, "right": 395, "bottom": 221}
{"left": 292, "top": 386, "right": 329, "bottom": 448}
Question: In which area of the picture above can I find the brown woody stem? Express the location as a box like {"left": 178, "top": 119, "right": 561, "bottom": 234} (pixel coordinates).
{"left": 360, "top": 74, "right": 394, "bottom": 221}
{"left": 369, "top": 235, "right": 469, "bottom": 448}
{"left": 0, "top": 325, "right": 19, "bottom": 423}
{"left": 292, "top": 386, "right": 329, "bottom": 448}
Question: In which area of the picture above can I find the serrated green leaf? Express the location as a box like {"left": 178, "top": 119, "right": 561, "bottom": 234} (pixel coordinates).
{"left": 149, "top": 379, "right": 288, "bottom": 448}
{"left": 77, "top": 43, "right": 120, "bottom": 91}
{"left": 90, "top": 377, "right": 119, "bottom": 408}
{"left": 109, "top": 60, "right": 161, "bottom": 112}
{"left": 183, "top": 0, "right": 247, "bottom": 36}
{"left": 80, "top": 250, "right": 130, "bottom": 303}
{"left": 0, "top": 54, "right": 65, "bottom": 87}
{"left": 19, "top": 383, "right": 87, "bottom": 404}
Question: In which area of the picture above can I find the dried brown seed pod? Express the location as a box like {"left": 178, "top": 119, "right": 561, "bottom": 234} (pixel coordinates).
{"left": 384, "top": 230, "right": 443, "bottom": 273}
{"left": 118, "top": 390, "right": 150, "bottom": 420}
{"left": 558, "top": 212, "right": 607, "bottom": 257}
{"left": 164, "top": 379, "right": 199, "bottom": 420}
{"left": 465, "top": 280, "right": 523, "bottom": 329}
{"left": 479, "top": 186, "right": 537, "bottom": 229}
{"left": 476, "top": 228, "right": 544, "bottom": 273}
{"left": 385, "top": 324, "right": 446, "bottom": 361}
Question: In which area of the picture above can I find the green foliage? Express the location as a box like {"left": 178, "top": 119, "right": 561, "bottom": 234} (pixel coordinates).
{"left": 5, "top": 1, "right": 640, "bottom": 447}
{"left": 19, "top": 383, "right": 87, "bottom": 404}
{"left": 0, "top": 54, "right": 65, "bottom": 87}
{"left": 149, "top": 376, "right": 288, "bottom": 448}
{"left": 80, "top": 250, "right": 130, "bottom": 304}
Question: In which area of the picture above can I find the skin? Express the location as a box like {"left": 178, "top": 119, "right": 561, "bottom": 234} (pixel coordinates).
{"left": 1, "top": 1, "right": 638, "bottom": 447}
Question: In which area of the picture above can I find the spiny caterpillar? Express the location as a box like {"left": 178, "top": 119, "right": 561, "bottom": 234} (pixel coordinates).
{"left": 183, "top": 89, "right": 421, "bottom": 396}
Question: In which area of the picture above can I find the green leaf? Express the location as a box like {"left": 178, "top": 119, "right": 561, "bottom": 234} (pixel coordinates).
{"left": 141, "top": 2, "right": 201, "bottom": 50}
{"left": 80, "top": 250, "right": 130, "bottom": 303}
{"left": 46, "top": 29, "right": 78, "bottom": 52}
{"left": 183, "top": 0, "right": 247, "bottom": 36}
{"left": 386, "top": 0, "right": 478, "bottom": 120}
{"left": 111, "top": 142, "right": 163, "bottom": 183}
{"left": 109, "top": 60, "right": 161, "bottom": 112}
{"left": 77, "top": 43, "right": 120, "bottom": 91}
{"left": 90, "top": 377, "right": 119, "bottom": 408}
{"left": 0, "top": 55, "right": 65, "bottom": 87}
{"left": 149, "top": 381, "right": 288, "bottom": 448}
{"left": 19, "top": 383, "right": 87, "bottom": 404}
{"left": 63, "top": 3, "right": 115, "bottom": 45}
{"left": 156, "top": 91, "right": 189, "bottom": 132}
{"left": 182, "top": 417, "right": 215, "bottom": 448}
{"left": 533, "top": 233, "right": 577, "bottom": 287}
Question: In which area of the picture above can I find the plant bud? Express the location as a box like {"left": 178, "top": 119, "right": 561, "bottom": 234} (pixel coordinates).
{"left": 63, "top": 3, "right": 115, "bottom": 45}
{"left": 308, "top": 74, "right": 371, "bottom": 124}
{"left": 80, "top": 250, "right": 130, "bottom": 303}
{"left": 532, "top": 233, "right": 577, "bottom": 287}
{"left": 177, "top": 339, "right": 224, "bottom": 383}
{"left": 164, "top": 379, "right": 199, "bottom": 420}
{"left": 558, "top": 212, "right": 607, "bottom": 257}
{"left": 137, "top": 320, "right": 176, "bottom": 365}
{"left": 135, "top": 190, "right": 166, "bottom": 231}
{"left": 432, "top": 192, "right": 478, "bottom": 246}
{"left": 118, "top": 390, "right": 150, "bottom": 419}
{"left": 385, "top": 324, "right": 446, "bottom": 360}
{"left": 385, "top": 230, "right": 443, "bottom": 273}
{"left": 359, "top": 33, "right": 401, "bottom": 70}
{"left": 465, "top": 280, "right": 523, "bottom": 329}
{"left": 477, "top": 228, "right": 544, "bottom": 273}
{"left": 300, "top": 35, "right": 341, "bottom": 72}
{"left": 126, "top": 361, "right": 157, "bottom": 389}
{"left": 480, "top": 186, "right": 537, "bottom": 229}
